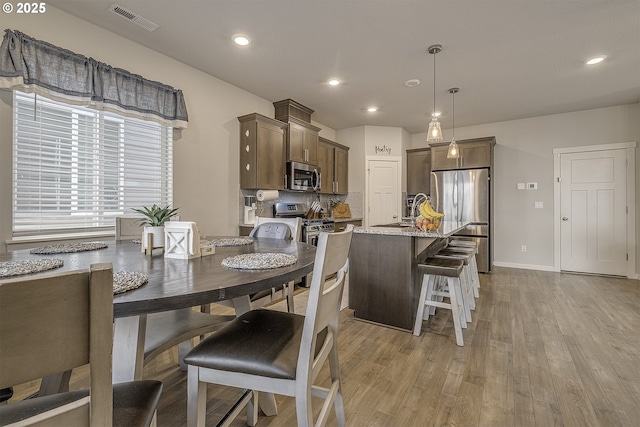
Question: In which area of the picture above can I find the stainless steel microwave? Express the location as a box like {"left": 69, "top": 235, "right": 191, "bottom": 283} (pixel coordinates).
{"left": 286, "top": 161, "right": 321, "bottom": 192}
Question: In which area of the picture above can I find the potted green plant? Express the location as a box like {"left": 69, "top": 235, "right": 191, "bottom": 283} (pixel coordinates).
{"left": 132, "top": 204, "right": 180, "bottom": 249}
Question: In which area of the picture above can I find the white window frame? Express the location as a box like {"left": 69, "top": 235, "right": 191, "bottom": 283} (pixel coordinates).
{"left": 12, "top": 91, "right": 173, "bottom": 237}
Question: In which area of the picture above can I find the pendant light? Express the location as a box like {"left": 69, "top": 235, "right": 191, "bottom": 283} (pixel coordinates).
{"left": 447, "top": 87, "right": 460, "bottom": 159}
{"left": 426, "top": 44, "right": 443, "bottom": 142}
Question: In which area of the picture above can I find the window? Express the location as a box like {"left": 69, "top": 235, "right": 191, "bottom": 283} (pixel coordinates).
{"left": 12, "top": 91, "right": 173, "bottom": 235}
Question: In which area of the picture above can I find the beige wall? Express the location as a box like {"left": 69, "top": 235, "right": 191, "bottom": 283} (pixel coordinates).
{"left": 0, "top": 7, "right": 335, "bottom": 251}
{"left": 410, "top": 103, "right": 640, "bottom": 275}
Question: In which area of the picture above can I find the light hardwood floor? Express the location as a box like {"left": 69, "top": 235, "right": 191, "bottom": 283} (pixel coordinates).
{"left": 11, "top": 267, "right": 640, "bottom": 426}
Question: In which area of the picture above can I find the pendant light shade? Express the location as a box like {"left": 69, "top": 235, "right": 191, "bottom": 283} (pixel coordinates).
{"left": 447, "top": 87, "right": 460, "bottom": 159}
{"left": 428, "top": 116, "right": 443, "bottom": 141}
{"left": 426, "top": 44, "right": 443, "bottom": 142}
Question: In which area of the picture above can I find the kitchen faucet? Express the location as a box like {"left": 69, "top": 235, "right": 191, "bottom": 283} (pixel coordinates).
{"left": 409, "top": 193, "right": 429, "bottom": 220}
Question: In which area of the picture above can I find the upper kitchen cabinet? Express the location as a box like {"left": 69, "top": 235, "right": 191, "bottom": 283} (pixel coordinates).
{"left": 287, "top": 119, "right": 320, "bottom": 164}
{"left": 430, "top": 136, "right": 496, "bottom": 171}
{"left": 238, "top": 113, "right": 287, "bottom": 190}
{"left": 406, "top": 148, "right": 431, "bottom": 196}
{"left": 273, "top": 99, "right": 320, "bottom": 164}
{"left": 318, "top": 137, "right": 349, "bottom": 194}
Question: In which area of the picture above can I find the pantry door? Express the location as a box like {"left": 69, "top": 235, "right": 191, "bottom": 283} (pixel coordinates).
{"left": 366, "top": 157, "right": 401, "bottom": 227}
{"left": 558, "top": 147, "right": 629, "bottom": 276}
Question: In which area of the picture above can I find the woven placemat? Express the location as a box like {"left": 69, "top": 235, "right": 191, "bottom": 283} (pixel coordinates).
{"left": 0, "top": 259, "right": 64, "bottom": 279}
{"left": 30, "top": 242, "right": 108, "bottom": 254}
{"left": 201, "top": 237, "right": 253, "bottom": 247}
{"left": 113, "top": 271, "right": 148, "bottom": 295}
{"left": 221, "top": 253, "right": 297, "bottom": 270}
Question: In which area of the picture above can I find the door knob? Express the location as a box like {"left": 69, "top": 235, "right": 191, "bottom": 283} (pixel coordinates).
{"left": 562, "top": 217, "right": 568, "bottom": 221}
{"left": 393, "top": 215, "right": 398, "bottom": 219}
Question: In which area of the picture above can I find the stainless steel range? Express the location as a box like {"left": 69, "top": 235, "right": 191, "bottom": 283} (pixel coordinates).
{"left": 273, "top": 202, "right": 335, "bottom": 287}
{"left": 273, "top": 203, "right": 335, "bottom": 246}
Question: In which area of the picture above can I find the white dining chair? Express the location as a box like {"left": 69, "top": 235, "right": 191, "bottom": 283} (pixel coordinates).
{"left": 115, "top": 216, "right": 143, "bottom": 241}
{"left": 219, "top": 216, "right": 303, "bottom": 313}
{"left": 183, "top": 225, "right": 353, "bottom": 427}
{"left": 253, "top": 216, "right": 303, "bottom": 241}
{"left": 0, "top": 263, "right": 163, "bottom": 426}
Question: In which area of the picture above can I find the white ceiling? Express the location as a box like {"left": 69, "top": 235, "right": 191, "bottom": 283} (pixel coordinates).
{"left": 46, "top": 0, "right": 640, "bottom": 134}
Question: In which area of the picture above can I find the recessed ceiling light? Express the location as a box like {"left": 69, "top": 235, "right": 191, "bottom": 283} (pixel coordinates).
{"left": 405, "top": 79, "right": 421, "bottom": 87}
{"left": 586, "top": 55, "right": 606, "bottom": 65}
{"left": 232, "top": 34, "right": 250, "bottom": 46}
{"left": 328, "top": 79, "right": 341, "bottom": 86}
{"left": 367, "top": 107, "right": 378, "bottom": 113}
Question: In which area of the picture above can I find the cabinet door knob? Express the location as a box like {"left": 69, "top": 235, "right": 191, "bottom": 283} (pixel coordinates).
{"left": 246, "top": 164, "right": 250, "bottom": 171}
{"left": 245, "top": 145, "right": 250, "bottom": 152}
{"left": 245, "top": 130, "right": 250, "bottom": 137}
{"left": 562, "top": 217, "right": 568, "bottom": 221}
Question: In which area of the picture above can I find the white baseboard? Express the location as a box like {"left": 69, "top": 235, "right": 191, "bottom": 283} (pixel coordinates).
{"left": 493, "top": 262, "right": 640, "bottom": 280}
{"left": 492, "top": 261, "right": 557, "bottom": 272}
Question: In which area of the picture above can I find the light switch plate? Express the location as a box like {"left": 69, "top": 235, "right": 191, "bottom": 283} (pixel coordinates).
{"left": 535, "top": 202, "right": 543, "bottom": 209}
{"left": 517, "top": 183, "right": 525, "bottom": 190}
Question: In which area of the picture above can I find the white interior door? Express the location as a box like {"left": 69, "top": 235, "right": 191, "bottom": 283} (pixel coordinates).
{"left": 367, "top": 158, "right": 400, "bottom": 226}
{"left": 560, "top": 149, "right": 627, "bottom": 275}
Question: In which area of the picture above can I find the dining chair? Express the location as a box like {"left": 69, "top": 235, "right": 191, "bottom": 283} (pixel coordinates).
{"left": 115, "top": 217, "right": 234, "bottom": 376}
{"left": 225, "top": 217, "right": 302, "bottom": 313}
{"left": 183, "top": 224, "right": 354, "bottom": 427}
{"left": 0, "top": 263, "right": 163, "bottom": 426}
{"left": 115, "top": 216, "right": 143, "bottom": 241}
{"left": 253, "top": 216, "right": 303, "bottom": 241}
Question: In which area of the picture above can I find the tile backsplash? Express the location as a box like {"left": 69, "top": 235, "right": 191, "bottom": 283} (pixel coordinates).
{"left": 239, "top": 190, "right": 363, "bottom": 224}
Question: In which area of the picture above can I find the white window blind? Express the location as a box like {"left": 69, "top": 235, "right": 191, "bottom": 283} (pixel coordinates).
{"left": 13, "top": 91, "right": 173, "bottom": 235}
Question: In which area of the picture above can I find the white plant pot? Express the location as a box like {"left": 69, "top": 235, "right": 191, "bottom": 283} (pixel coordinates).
{"left": 143, "top": 226, "right": 165, "bottom": 249}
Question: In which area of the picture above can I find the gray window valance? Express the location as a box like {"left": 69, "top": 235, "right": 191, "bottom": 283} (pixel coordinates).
{"left": 0, "top": 29, "right": 188, "bottom": 128}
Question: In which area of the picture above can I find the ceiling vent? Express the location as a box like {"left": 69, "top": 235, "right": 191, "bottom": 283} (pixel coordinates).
{"left": 108, "top": 3, "right": 159, "bottom": 32}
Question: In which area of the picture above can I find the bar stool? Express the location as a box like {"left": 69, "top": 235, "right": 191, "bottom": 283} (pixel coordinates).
{"left": 448, "top": 239, "right": 480, "bottom": 298}
{"left": 413, "top": 257, "right": 466, "bottom": 346}
{"left": 433, "top": 247, "right": 476, "bottom": 321}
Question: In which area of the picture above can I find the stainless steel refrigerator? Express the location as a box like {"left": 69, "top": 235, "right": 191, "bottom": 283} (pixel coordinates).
{"left": 430, "top": 168, "right": 492, "bottom": 272}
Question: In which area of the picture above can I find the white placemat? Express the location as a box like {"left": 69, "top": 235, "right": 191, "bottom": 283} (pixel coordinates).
{"left": 113, "top": 271, "right": 148, "bottom": 295}
{"left": 0, "top": 259, "right": 64, "bottom": 278}
{"left": 30, "top": 242, "right": 109, "bottom": 254}
{"left": 221, "top": 253, "right": 297, "bottom": 270}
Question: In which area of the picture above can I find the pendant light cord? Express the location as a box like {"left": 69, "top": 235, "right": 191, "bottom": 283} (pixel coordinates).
{"left": 433, "top": 53, "right": 436, "bottom": 115}
{"left": 452, "top": 90, "right": 455, "bottom": 139}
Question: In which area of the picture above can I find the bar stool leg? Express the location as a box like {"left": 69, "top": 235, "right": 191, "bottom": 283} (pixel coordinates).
{"left": 470, "top": 256, "right": 480, "bottom": 298}
{"left": 425, "top": 275, "right": 438, "bottom": 317}
{"left": 447, "top": 277, "right": 465, "bottom": 346}
{"left": 414, "top": 274, "right": 431, "bottom": 336}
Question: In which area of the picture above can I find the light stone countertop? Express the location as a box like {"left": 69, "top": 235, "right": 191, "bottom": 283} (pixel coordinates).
{"left": 354, "top": 220, "right": 469, "bottom": 238}
{"left": 333, "top": 217, "right": 363, "bottom": 223}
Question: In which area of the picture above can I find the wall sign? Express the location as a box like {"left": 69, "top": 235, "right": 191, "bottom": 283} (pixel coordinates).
{"left": 374, "top": 145, "right": 392, "bottom": 155}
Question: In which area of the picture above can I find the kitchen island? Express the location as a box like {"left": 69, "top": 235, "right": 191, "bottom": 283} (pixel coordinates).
{"left": 349, "top": 221, "right": 468, "bottom": 331}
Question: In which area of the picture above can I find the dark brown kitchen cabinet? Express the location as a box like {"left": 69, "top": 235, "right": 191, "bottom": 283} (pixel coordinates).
{"left": 406, "top": 148, "right": 431, "bottom": 195}
{"left": 287, "top": 118, "right": 320, "bottom": 164}
{"left": 238, "top": 113, "right": 287, "bottom": 190}
{"left": 318, "top": 137, "right": 349, "bottom": 194}
{"left": 272, "top": 99, "right": 320, "bottom": 165}
{"left": 430, "top": 136, "right": 495, "bottom": 171}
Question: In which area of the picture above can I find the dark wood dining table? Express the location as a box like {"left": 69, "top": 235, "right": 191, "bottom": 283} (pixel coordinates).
{"left": 0, "top": 238, "right": 316, "bottom": 395}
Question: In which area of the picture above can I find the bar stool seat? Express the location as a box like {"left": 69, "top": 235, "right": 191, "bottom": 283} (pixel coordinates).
{"left": 413, "top": 257, "right": 466, "bottom": 346}
{"left": 434, "top": 248, "right": 476, "bottom": 320}
{"left": 448, "top": 239, "right": 480, "bottom": 297}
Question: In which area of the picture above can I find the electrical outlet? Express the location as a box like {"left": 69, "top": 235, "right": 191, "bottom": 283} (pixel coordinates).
{"left": 521, "top": 245, "right": 527, "bottom": 252}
